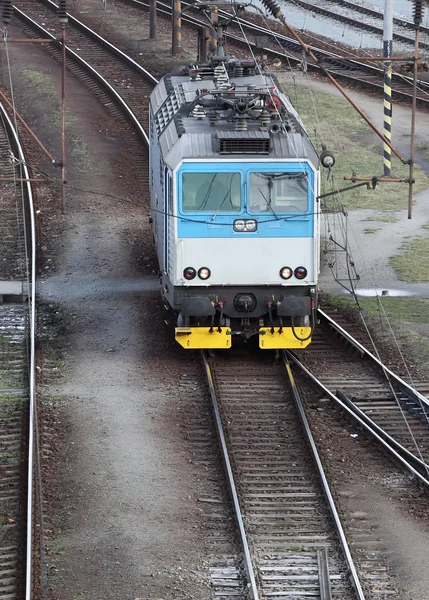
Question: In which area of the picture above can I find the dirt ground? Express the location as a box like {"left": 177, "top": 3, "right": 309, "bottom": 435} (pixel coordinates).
{"left": 2, "top": 1, "right": 429, "bottom": 598}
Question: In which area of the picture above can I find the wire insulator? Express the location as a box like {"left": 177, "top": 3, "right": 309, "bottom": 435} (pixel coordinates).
{"left": 260, "top": 0, "right": 281, "bottom": 18}
{"left": 413, "top": 0, "right": 423, "bottom": 25}
{"left": 2, "top": 0, "right": 13, "bottom": 26}
{"left": 58, "top": 0, "right": 68, "bottom": 25}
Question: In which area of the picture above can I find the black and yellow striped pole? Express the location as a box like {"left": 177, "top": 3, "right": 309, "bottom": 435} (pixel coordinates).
{"left": 383, "top": 0, "right": 393, "bottom": 178}
{"left": 172, "top": 0, "right": 181, "bottom": 55}
{"left": 208, "top": 6, "right": 218, "bottom": 56}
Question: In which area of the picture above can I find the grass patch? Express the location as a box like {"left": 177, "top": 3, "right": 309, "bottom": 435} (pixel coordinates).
{"left": 417, "top": 141, "right": 429, "bottom": 162}
{"left": 390, "top": 238, "right": 429, "bottom": 281}
{"left": 363, "top": 227, "right": 380, "bottom": 234}
{"left": 0, "top": 370, "right": 24, "bottom": 389}
{"left": 19, "top": 68, "right": 74, "bottom": 127}
{"left": 69, "top": 133, "right": 92, "bottom": 172}
{"left": 322, "top": 295, "right": 429, "bottom": 371}
{"left": 280, "top": 79, "right": 429, "bottom": 211}
{"left": 0, "top": 451, "right": 22, "bottom": 465}
{"left": 422, "top": 224, "right": 429, "bottom": 230}
{"left": 324, "top": 294, "right": 429, "bottom": 323}
{"left": 365, "top": 215, "right": 398, "bottom": 223}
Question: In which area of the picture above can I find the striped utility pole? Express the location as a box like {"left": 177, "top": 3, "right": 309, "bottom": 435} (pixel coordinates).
{"left": 172, "top": 0, "right": 181, "bottom": 55}
{"left": 383, "top": 0, "right": 393, "bottom": 177}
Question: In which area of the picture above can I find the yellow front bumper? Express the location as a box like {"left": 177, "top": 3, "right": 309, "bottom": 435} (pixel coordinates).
{"left": 175, "top": 326, "right": 312, "bottom": 350}
{"left": 175, "top": 327, "right": 232, "bottom": 349}
{"left": 259, "top": 327, "right": 312, "bottom": 349}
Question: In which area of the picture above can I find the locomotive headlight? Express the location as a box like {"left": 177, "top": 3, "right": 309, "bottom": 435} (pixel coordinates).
{"left": 280, "top": 266, "right": 293, "bottom": 280}
{"left": 294, "top": 266, "right": 308, "bottom": 280}
{"left": 183, "top": 267, "right": 197, "bottom": 280}
{"left": 233, "top": 219, "right": 258, "bottom": 232}
{"left": 198, "top": 267, "right": 211, "bottom": 280}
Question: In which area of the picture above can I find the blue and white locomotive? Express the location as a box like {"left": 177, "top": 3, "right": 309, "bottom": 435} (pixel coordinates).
{"left": 149, "top": 55, "right": 327, "bottom": 350}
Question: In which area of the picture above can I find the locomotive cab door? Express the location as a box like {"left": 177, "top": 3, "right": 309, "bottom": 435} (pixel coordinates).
{"left": 164, "top": 168, "right": 172, "bottom": 274}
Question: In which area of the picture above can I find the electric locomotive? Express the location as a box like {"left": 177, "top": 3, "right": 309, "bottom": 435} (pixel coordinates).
{"left": 149, "top": 52, "right": 329, "bottom": 350}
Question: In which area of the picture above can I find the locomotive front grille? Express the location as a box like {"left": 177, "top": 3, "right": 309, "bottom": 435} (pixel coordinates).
{"left": 217, "top": 131, "right": 271, "bottom": 154}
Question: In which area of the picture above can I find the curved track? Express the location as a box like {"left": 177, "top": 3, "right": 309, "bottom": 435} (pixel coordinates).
{"left": 116, "top": 0, "right": 429, "bottom": 106}
{"left": 280, "top": 0, "right": 429, "bottom": 50}
{"left": 291, "top": 308, "right": 429, "bottom": 482}
{"left": 4, "top": 2, "right": 429, "bottom": 598}
{"left": 201, "top": 313, "right": 429, "bottom": 598}
{"left": 4, "top": 2, "right": 158, "bottom": 597}
{"left": 0, "top": 100, "right": 36, "bottom": 598}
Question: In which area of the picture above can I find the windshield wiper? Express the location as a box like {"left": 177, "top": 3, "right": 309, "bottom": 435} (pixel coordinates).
{"left": 197, "top": 174, "right": 218, "bottom": 210}
{"left": 258, "top": 185, "right": 279, "bottom": 220}
{"left": 212, "top": 174, "right": 237, "bottom": 220}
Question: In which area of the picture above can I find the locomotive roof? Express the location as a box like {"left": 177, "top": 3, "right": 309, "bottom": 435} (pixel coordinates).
{"left": 150, "top": 60, "right": 319, "bottom": 170}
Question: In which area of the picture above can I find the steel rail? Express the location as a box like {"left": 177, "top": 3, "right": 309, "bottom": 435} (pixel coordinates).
{"left": 286, "top": 0, "right": 429, "bottom": 40}
{"left": 283, "top": 354, "right": 366, "bottom": 600}
{"left": 0, "top": 101, "right": 37, "bottom": 599}
{"left": 37, "top": 0, "right": 158, "bottom": 85}
{"left": 318, "top": 308, "right": 429, "bottom": 410}
{"left": 13, "top": 7, "right": 151, "bottom": 146}
{"left": 201, "top": 351, "right": 259, "bottom": 600}
{"left": 335, "top": 389, "right": 429, "bottom": 475}
{"left": 9, "top": 7, "right": 156, "bottom": 596}
{"left": 285, "top": 349, "right": 429, "bottom": 488}
{"left": 274, "top": 0, "right": 429, "bottom": 49}
{"left": 119, "top": 0, "right": 429, "bottom": 104}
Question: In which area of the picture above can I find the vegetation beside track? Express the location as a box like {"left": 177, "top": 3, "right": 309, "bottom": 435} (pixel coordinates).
{"left": 322, "top": 295, "right": 429, "bottom": 372}
{"left": 280, "top": 79, "right": 429, "bottom": 211}
{"left": 390, "top": 237, "right": 429, "bottom": 281}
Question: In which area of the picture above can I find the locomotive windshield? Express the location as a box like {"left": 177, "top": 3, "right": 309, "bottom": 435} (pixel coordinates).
{"left": 182, "top": 172, "right": 241, "bottom": 212}
{"left": 249, "top": 172, "right": 308, "bottom": 213}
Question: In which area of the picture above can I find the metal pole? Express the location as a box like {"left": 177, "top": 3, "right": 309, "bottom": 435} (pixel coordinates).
{"left": 198, "top": 27, "right": 207, "bottom": 62}
{"left": 261, "top": 2, "right": 406, "bottom": 162}
{"left": 217, "top": 23, "right": 224, "bottom": 57}
{"left": 172, "top": 0, "right": 181, "bottom": 55}
{"left": 149, "top": 0, "right": 157, "bottom": 39}
{"left": 0, "top": 90, "right": 56, "bottom": 163}
{"left": 408, "top": 0, "right": 422, "bottom": 219}
{"left": 61, "top": 26, "right": 66, "bottom": 214}
{"left": 383, "top": 0, "right": 393, "bottom": 177}
{"left": 208, "top": 6, "right": 218, "bottom": 56}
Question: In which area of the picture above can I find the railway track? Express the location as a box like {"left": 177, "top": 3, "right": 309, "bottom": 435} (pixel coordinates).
{"left": 200, "top": 347, "right": 411, "bottom": 598}
{"left": 0, "top": 305, "right": 27, "bottom": 599}
{"left": 4, "top": 2, "right": 429, "bottom": 597}
{"left": 12, "top": 0, "right": 156, "bottom": 191}
{"left": 291, "top": 308, "right": 429, "bottom": 481}
{"left": 281, "top": 0, "right": 429, "bottom": 50}
{"left": 114, "top": 0, "right": 429, "bottom": 106}
{"left": 198, "top": 309, "right": 429, "bottom": 598}
{"left": 203, "top": 349, "right": 359, "bottom": 599}
{"left": 0, "top": 97, "right": 36, "bottom": 597}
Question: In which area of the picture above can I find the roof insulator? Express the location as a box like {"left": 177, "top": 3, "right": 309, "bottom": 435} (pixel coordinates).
{"left": 413, "top": 0, "right": 423, "bottom": 25}
{"left": 58, "top": 0, "right": 68, "bottom": 25}
{"left": 2, "top": 0, "right": 13, "bottom": 26}
{"left": 192, "top": 104, "right": 206, "bottom": 119}
{"left": 260, "top": 0, "right": 281, "bottom": 18}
